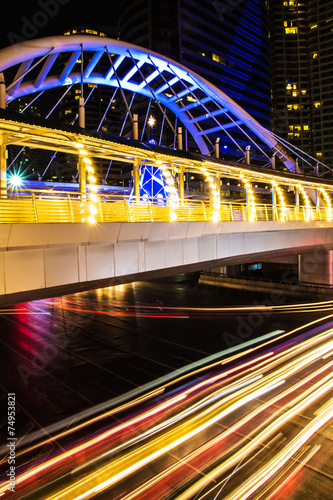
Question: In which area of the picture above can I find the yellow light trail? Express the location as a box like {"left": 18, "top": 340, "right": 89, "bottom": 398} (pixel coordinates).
{"left": 176, "top": 370, "right": 333, "bottom": 500}
{"left": 223, "top": 400, "right": 333, "bottom": 500}
{"left": 4, "top": 317, "right": 333, "bottom": 500}
{"left": 114, "top": 359, "right": 333, "bottom": 500}
{"left": 36, "top": 333, "right": 333, "bottom": 499}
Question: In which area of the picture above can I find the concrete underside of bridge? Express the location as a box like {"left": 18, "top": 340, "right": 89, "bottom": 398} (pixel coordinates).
{"left": 1, "top": 220, "right": 333, "bottom": 307}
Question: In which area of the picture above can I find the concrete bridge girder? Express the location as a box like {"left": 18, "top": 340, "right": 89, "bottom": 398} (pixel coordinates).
{"left": 1, "top": 220, "right": 333, "bottom": 306}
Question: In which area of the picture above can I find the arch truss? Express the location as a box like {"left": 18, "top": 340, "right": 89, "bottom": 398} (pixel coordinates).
{"left": 0, "top": 35, "right": 331, "bottom": 178}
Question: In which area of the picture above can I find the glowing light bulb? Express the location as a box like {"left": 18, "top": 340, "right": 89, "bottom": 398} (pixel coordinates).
{"left": 9, "top": 174, "right": 23, "bottom": 188}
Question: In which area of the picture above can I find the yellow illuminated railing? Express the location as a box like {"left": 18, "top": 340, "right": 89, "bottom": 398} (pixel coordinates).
{"left": 0, "top": 189, "right": 331, "bottom": 224}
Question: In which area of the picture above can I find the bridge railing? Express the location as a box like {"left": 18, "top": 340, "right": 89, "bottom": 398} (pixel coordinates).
{"left": 0, "top": 190, "right": 331, "bottom": 224}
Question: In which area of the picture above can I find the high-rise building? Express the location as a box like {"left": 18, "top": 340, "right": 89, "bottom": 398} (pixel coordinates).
{"left": 55, "top": 27, "right": 124, "bottom": 184}
{"left": 119, "top": 0, "right": 271, "bottom": 159}
{"left": 269, "top": 0, "right": 333, "bottom": 170}
{"left": 308, "top": 0, "right": 333, "bottom": 168}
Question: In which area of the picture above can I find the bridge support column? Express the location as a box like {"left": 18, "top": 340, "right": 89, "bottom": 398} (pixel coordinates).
{"left": 215, "top": 138, "right": 220, "bottom": 158}
{"left": 215, "top": 173, "right": 221, "bottom": 199}
{"left": 245, "top": 145, "right": 251, "bottom": 164}
{"left": 272, "top": 184, "right": 277, "bottom": 221}
{"left": 133, "top": 157, "right": 140, "bottom": 200}
{"left": 177, "top": 127, "right": 183, "bottom": 150}
{"left": 0, "top": 135, "right": 7, "bottom": 197}
{"left": 295, "top": 186, "right": 300, "bottom": 218}
{"left": 0, "top": 73, "right": 6, "bottom": 109}
{"left": 78, "top": 97, "right": 85, "bottom": 129}
{"left": 298, "top": 249, "right": 333, "bottom": 286}
{"left": 78, "top": 156, "right": 86, "bottom": 195}
{"left": 178, "top": 167, "right": 185, "bottom": 200}
{"left": 133, "top": 113, "right": 139, "bottom": 140}
{"left": 295, "top": 158, "right": 300, "bottom": 174}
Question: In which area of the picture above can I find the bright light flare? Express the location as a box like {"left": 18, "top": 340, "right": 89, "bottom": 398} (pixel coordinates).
{"left": 148, "top": 116, "right": 156, "bottom": 127}
{"left": 9, "top": 174, "right": 23, "bottom": 188}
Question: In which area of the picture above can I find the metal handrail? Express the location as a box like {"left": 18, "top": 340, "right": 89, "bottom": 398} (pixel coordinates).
{"left": 0, "top": 189, "right": 331, "bottom": 224}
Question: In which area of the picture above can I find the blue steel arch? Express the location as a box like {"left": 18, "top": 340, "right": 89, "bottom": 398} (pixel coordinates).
{"left": 0, "top": 35, "right": 324, "bottom": 173}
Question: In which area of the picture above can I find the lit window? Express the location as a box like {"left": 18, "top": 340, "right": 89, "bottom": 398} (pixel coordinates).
{"left": 212, "top": 53, "right": 225, "bottom": 65}
{"left": 312, "top": 52, "right": 318, "bottom": 58}
{"left": 316, "top": 152, "right": 322, "bottom": 157}
{"left": 310, "top": 24, "right": 318, "bottom": 29}
{"left": 285, "top": 27, "right": 298, "bottom": 34}
{"left": 314, "top": 101, "right": 321, "bottom": 108}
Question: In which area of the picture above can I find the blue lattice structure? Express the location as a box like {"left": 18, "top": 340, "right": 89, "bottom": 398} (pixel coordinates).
{"left": 130, "top": 165, "right": 178, "bottom": 205}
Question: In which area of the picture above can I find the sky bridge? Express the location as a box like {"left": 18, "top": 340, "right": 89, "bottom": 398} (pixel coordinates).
{"left": 0, "top": 36, "right": 333, "bottom": 304}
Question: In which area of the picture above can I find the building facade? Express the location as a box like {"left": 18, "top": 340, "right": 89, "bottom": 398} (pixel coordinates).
{"left": 119, "top": 0, "right": 271, "bottom": 160}
{"left": 269, "top": 0, "right": 333, "bottom": 170}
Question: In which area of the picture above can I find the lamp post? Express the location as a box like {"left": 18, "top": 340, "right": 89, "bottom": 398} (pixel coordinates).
{"left": 148, "top": 115, "right": 156, "bottom": 145}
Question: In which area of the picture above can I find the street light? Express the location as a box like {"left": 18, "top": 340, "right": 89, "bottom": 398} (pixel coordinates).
{"left": 148, "top": 115, "right": 156, "bottom": 128}
{"left": 147, "top": 116, "right": 157, "bottom": 145}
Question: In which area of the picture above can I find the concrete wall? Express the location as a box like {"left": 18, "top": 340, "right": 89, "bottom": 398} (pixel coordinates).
{"left": 1, "top": 219, "right": 333, "bottom": 305}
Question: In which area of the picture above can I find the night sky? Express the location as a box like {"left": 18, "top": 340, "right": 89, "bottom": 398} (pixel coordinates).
{"left": 0, "top": 0, "right": 121, "bottom": 49}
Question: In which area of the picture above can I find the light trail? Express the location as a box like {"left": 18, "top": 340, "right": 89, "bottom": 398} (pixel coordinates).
{"left": 2, "top": 319, "right": 333, "bottom": 500}
{"left": 23, "top": 335, "right": 333, "bottom": 498}
{"left": 36, "top": 297, "right": 333, "bottom": 316}
{"left": 176, "top": 372, "right": 333, "bottom": 500}
{"left": 97, "top": 358, "right": 333, "bottom": 500}
{"left": 5, "top": 326, "right": 331, "bottom": 493}
{"left": 223, "top": 401, "right": 333, "bottom": 500}
{"left": 49, "top": 380, "right": 284, "bottom": 500}
{"left": 259, "top": 444, "right": 320, "bottom": 500}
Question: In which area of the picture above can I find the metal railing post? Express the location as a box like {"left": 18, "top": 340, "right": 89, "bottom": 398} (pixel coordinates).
{"left": 67, "top": 193, "right": 74, "bottom": 222}
{"left": 32, "top": 193, "right": 38, "bottom": 223}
